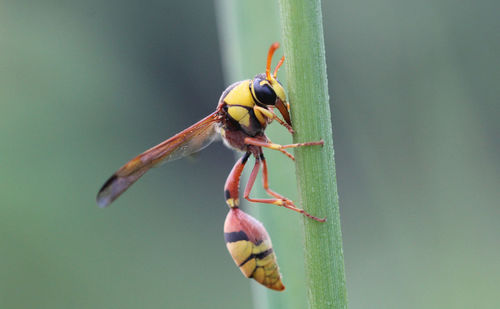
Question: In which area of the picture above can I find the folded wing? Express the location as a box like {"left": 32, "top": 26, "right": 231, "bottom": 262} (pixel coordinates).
{"left": 97, "top": 112, "right": 219, "bottom": 207}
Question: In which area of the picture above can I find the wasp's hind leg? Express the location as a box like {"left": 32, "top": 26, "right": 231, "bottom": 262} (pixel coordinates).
{"left": 224, "top": 152, "right": 251, "bottom": 208}
{"left": 260, "top": 153, "right": 290, "bottom": 201}
{"left": 243, "top": 154, "right": 326, "bottom": 222}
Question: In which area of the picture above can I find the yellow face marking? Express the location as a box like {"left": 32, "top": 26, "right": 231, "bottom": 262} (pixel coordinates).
{"left": 224, "top": 81, "right": 255, "bottom": 108}
{"left": 259, "top": 80, "right": 271, "bottom": 87}
{"left": 270, "top": 79, "right": 287, "bottom": 102}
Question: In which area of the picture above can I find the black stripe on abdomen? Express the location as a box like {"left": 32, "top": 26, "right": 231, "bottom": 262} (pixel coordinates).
{"left": 224, "top": 231, "right": 249, "bottom": 243}
{"left": 238, "top": 248, "right": 274, "bottom": 267}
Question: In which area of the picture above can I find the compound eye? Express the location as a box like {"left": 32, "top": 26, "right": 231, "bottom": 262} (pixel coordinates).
{"left": 253, "top": 78, "right": 277, "bottom": 105}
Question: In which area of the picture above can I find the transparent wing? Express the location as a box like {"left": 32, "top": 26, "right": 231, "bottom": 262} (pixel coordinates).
{"left": 97, "top": 112, "right": 219, "bottom": 207}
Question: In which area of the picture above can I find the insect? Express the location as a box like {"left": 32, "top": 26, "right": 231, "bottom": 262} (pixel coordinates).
{"left": 97, "top": 43, "right": 325, "bottom": 291}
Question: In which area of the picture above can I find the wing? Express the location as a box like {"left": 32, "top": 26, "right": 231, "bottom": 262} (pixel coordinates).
{"left": 97, "top": 112, "right": 219, "bottom": 207}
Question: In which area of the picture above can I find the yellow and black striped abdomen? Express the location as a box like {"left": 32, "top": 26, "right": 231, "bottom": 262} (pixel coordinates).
{"left": 224, "top": 207, "right": 285, "bottom": 291}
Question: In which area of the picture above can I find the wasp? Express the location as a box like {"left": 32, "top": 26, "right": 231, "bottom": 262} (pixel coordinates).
{"left": 97, "top": 43, "right": 325, "bottom": 291}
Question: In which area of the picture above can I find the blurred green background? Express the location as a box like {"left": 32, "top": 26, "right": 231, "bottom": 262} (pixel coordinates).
{"left": 1, "top": 0, "right": 499, "bottom": 308}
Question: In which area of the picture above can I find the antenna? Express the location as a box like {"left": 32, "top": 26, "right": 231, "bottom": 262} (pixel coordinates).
{"left": 266, "top": 42, "right": 280, "bottom": 80}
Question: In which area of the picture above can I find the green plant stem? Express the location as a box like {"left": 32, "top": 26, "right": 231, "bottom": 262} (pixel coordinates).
{"left": 277, "top": 0, "right": 348, "bottom": 308}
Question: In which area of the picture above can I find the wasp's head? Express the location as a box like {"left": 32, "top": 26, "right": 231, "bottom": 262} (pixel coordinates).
{"left": 250, "top": 43, "right": 291, "bottom": 126}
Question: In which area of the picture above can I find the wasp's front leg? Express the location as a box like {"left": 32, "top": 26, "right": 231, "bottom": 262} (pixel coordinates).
{"left": 254, "top": 105, "right": 294, "bottom": 134}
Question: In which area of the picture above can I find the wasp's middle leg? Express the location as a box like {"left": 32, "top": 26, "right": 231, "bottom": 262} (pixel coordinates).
{"left": 244, "top": 137, "right": 323, "bottom": 161}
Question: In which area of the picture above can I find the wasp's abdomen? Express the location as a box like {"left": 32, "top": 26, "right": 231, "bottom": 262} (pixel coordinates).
{"left": 224, "top": 207, "right": 285, "bottom": 291}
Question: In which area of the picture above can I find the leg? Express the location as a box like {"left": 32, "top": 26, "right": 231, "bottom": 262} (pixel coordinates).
{"left": 266, "top": 137, "right": 295, "bottom": 160}
{"left": 243, "top": 155, "right": 326, "bottom": 222}
{"left": 269, "top": 109, "right": 294, "bottom": 134}
{"left": 224, "top": 152, "right": 251, "bottom": 208}
{"left": 260, "top": 153, "right": 289, "bottom": 200}
{"left": 244, "top": 137, "right": 324, "bottom": 155}
{"left": 254, "top": 105, "right": 294, "bottom": 134}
